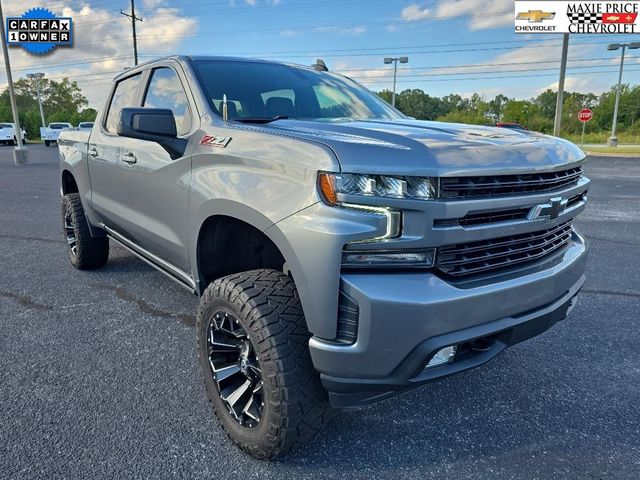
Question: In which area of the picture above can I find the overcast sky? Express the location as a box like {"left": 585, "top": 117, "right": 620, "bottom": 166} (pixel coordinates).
{"left": 1, "top": 0, "right": 639, "bottom": 108}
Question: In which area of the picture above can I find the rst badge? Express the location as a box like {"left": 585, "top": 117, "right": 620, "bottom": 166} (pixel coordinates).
{"left": 6, "top": 7, "right": 72, "bottom": 55}
{"left": 515, "top": 1, "right": 639, "bottom": 33}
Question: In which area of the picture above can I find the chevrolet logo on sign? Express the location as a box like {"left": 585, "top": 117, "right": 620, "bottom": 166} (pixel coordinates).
{"left": 517, "top": 10, "right": 556, "bottom": 22}
{"left": 528, "top": 197, "right": 568, "bottom": 221}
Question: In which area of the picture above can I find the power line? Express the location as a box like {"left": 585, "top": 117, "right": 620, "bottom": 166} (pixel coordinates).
{"left": 355, "top": 68, "right": 640, "bottom": 84}
{"left": 347, "top": 64, "right": 632, "bottom": 80}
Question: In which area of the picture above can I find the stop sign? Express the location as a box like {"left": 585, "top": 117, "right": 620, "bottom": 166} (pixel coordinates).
{"left": 578, "top": 108, "right": 593, "bottom": 123}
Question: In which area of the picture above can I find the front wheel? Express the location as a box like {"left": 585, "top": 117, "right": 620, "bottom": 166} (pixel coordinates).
{"left": 44, "top": 140, "right": 50, "bottom": 147}
{"left": 197, "top": 269, "right": 330, "bottom": 459}
{"left": 12, "top": 137, "right": 17, "bottom": 146}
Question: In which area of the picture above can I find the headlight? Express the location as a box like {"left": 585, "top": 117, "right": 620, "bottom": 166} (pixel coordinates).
{"left": 342, "top": 249, "right": 436, "bottom": 269}
{"left": 318, "top": 172, "right": 437, "bottom": 205}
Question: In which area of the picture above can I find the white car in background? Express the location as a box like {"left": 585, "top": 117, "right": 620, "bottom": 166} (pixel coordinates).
{"left": 41, "top": 122, "right": 73, "bottom": 147}
{"left": 0, "top": 123, "right": 27, "bottom": 145}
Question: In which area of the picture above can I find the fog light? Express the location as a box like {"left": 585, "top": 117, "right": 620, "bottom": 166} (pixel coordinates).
{"left": 426, "top": 345, "right": 457, "bottom": 368}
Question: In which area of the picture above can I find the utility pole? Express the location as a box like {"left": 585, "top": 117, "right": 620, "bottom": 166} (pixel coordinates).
{"left": 0, "top": 0, "right": 28, "bottom": 164}
{"left": 27, "top": 72, "right": 46, "bottom": 127}
{"left": 607, "top": 42, "right": 640, "bottom": 147}
{"left": 121, "top": 0, "right": 142, "bottom": 66}
{"left": 383, "top": 56, "right": 409, "bottom": 108}
{"left": 553, "top": 33, "right": 569, "bottom": 137}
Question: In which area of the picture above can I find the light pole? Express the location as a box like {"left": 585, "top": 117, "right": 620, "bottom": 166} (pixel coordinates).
{"left": 0, "top": 0, "right": 28, "bottom": 164}
{"left": 384, "top": 56, "right": 408, "bottom": 108}
{"left": 607, "top": 42, "right": 640, "bottom": 147}
{"left": 553, "top": 33, "right": 569, "bottom": 137}
{"left": 27, "top": 72, "right": 46, "bottom": 127}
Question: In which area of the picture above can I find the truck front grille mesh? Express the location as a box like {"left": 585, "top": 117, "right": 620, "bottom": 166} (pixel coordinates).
{"left": 440, "top": 166, "right": 583, "bottom": 199}
{"left": 437, "top": 220, "right": 574, "bottom": 277}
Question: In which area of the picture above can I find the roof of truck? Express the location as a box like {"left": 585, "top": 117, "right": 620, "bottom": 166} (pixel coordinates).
{"left": 115, "top": 55, "right": 317, "bottom": 81}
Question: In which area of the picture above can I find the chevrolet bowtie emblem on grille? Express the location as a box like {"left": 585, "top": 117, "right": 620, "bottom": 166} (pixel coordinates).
{"left": 516, "top": 10, "right": 556, "bottom": 22}
{"left": 528, "top": 197, "right": 568, "bottom": 221}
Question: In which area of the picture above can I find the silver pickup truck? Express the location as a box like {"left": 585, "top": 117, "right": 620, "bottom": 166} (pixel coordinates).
{"left": 58, "top": 56, "right": 588, "bottom": 459}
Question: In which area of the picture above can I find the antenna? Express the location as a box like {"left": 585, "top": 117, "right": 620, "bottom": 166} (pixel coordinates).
{"left": 312, "top": 59, "right": 328, "bottom": 71}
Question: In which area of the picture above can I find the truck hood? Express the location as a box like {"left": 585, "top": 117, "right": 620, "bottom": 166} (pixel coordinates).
{"left": 256, "top": 118, "right": 585, "bottom": 176}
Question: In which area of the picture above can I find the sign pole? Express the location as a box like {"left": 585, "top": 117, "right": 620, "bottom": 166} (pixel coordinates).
{"left": 0, "top": 0, "right": 28, "bottom": 164}
{"left": 581, "top": 121, "right": 586, "bottom": 147}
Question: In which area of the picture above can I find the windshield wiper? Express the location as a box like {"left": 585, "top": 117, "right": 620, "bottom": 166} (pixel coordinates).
{"left": 234, "top": 115, "right": 295, "bottom": 124}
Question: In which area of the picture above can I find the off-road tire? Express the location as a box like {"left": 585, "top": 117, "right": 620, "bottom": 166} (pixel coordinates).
{"left": 61, "top": 193, "right": 109, "bottom": 270}
{"left": 197, "top": 269, "right": 330, "bottom": 459}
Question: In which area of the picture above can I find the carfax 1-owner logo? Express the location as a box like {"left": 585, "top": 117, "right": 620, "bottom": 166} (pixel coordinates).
{"left": 6, "top": 7, "right": 73, "bottom": 54}
{"left": 515, "top": 0, "right": 639, "bottom": 33}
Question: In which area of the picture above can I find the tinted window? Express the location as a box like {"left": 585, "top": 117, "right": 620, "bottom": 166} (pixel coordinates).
{"left": 143, "top": 68, "right": 192, "bottom": 136}
{"left": 50, "top": 123, "right": 70, "bottom": 129}
{"left": 192, "top": 61, "right": 402, "bottom": 121}
{"left": 0, "top": 123, "right": 12, "bottom": 128}
{"left": 105, "top": 73, "right": 142, "bottom": 133}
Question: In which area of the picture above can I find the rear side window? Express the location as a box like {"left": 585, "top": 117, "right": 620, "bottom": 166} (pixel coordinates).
{"left": 143, "top": 68, "right": 192, "bottom": 136}
{"left": 104, "top": 73, "right": 142, "bottom": 133}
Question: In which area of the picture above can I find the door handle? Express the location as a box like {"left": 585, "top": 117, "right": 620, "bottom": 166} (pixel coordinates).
{"left": 122, "top": 152, "right": 137, "bottom": 165}
{"left": 87, "top": 146, "right": 98, "bottom": 158}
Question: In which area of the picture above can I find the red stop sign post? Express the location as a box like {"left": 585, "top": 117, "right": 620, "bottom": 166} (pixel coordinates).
{"left": 578, "top": 108, "right": 593, "bottom": 146}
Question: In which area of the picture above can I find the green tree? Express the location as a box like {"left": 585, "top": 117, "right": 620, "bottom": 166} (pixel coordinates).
{"left": 0, "top": 75, "right": 89, "bottom": 139}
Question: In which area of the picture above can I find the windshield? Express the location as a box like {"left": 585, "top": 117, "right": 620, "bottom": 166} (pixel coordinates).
{"left": 192, "top": 60, "right": 402, "bottom": 121}
{"left": 50, "top": 123, "right": 69, "bottom": 129}
{"left": 79, "top": 123, "right": 93, "bottom": 128}
{"left": 0, "top": 123, "right": 13, "bottom": 128}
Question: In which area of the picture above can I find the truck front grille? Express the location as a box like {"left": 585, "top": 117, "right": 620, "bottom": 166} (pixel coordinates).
{"left": 437, "top": 220, "right": 574, "bottom": 277}
{"left": 440, "top": 166, "right": 583, "bottom": 199}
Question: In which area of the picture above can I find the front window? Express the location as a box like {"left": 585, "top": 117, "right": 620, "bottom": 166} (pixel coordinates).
{"left": 0, "top": 123, "right": 13, "bottom": 128}
{"left": 143, "top": 67, "right": 192, "bottom": 136}
{"left": 192, "top": 60, "right": 402, "bottom": 121}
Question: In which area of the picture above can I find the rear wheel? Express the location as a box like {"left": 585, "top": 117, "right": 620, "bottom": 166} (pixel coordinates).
{"left": 44, "top": 140, "right": 50, "bottom": 147}
{"left": 197, "top": 269, "right": 330, "bottom": 459}
{"left": 61, "top": 193, "right": 109, "bottom": 270}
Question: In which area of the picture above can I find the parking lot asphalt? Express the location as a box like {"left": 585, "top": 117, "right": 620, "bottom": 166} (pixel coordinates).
{"left": 0, "top": 144, "right": 639, "bottom": 480}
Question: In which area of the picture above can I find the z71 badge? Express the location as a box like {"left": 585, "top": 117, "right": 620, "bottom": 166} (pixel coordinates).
{"left": 200, "top": 135, "right": 231, "bottom": 148}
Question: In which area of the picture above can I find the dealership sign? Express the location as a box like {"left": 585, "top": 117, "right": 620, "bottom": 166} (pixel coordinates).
{"left": 6, "top": 7, "right": 72, "bottom": 55}
{"left": 515, "top": 1, "right": 639, "bottom": 33}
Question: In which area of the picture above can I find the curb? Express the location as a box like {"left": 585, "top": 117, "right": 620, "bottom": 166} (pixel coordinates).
{"left": 585, "top": 151, "right": 640, "bottom": 158}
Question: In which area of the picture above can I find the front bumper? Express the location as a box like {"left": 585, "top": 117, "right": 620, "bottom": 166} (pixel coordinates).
{"left": 309, "top": 232, "right": 587, "bottom": 408}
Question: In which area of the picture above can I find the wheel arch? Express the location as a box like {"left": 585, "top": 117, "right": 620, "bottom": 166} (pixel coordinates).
{"left": 61, "top": 169, "right": 79, "bottom": 195}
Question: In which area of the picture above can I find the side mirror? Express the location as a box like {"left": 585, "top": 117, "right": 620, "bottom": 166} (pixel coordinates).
{"left": 117, "top": 107, "right": 188, "bottom": 159}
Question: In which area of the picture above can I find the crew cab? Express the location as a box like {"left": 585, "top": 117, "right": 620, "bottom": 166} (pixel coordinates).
{"left": 58, "top": 56, "right": 588, "bottom": 459}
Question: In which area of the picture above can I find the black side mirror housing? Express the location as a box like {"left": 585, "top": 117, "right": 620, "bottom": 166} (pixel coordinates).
{"left": 117, "top": 107, "right": 188, "bottom": 159}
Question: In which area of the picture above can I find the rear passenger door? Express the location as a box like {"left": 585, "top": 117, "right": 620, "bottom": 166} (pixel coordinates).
{"left": 88, "top": 72, "right": 143, "bottom": 229}
{"left": 107, "top": 65, "right": 195, "bottom": 273}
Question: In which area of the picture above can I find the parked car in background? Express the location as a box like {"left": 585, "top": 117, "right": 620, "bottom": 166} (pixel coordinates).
{"left": 41, "top": 122, "right": 73, "bottom": 146}
{"left": 58, "top": 56, "right": 589, "bottom": 459}
{"left": 78, "top": 122, "right": 94, "bottom": 130}
{"left": 0, "top": 122, "right": 27, "bottom": 145}
{"left": 496, "top": 122, "right": 528, "bottom": 131}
